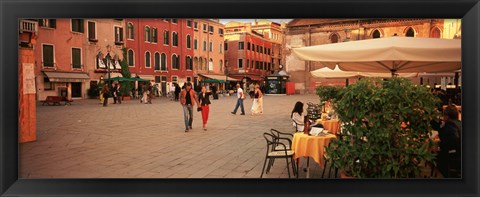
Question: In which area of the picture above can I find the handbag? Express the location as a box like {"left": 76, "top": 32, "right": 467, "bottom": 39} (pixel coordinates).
{"left": 197, "top": 107, "right": 202, "bottom": 112}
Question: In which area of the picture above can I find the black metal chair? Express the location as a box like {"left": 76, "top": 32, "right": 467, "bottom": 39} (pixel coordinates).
{"left": 268, "top": 129, "right": 298, "bottom": 176}
{"left": 261, "top": 132, "right": 297, "bottom": 178}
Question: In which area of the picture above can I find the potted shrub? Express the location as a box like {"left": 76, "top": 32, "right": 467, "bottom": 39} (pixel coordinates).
{"left": 325, "top": 78, "right": 440, "bottom": 178}
{"left": 87, "top": 86, "right": 100, "bottom": 99}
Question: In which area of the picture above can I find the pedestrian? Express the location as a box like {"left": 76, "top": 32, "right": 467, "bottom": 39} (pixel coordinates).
{"left": 116, "top": 83, "right": 122, "bottom": 104}
{"left": 101, "top": 84, "right": 110, "bottom": 107}
{"left": 180, "top": 82, "right": 200, "bottom": 132}
{"left": 212, "top": 85, "right": 218, "bottom": 100}
{"left": 174, "top": 83, "right": 181, "bottom": 101}
{"left": 231, "top": 84, "right": 246, "bottom": 115}
{"left": 251, "top": 84, "right": 263, "bottom": 115}
{"left": 147, "top": 83, "right": 153, "bottom": 104}
{"left": 198, "top": 85, "right": 212, "bottom": 131}
{"left": 112, "top": 82, "right": 118, "bottom": 104}
{"left": 249, "top": 83, "right": 255, "bottom": 98}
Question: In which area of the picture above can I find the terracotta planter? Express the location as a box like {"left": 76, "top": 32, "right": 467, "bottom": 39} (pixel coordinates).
{"left": 340, "top": 170, "right": 354, "bottom": 179}
{"left": 122, "top": 96, "right": 131, "bottom": 101}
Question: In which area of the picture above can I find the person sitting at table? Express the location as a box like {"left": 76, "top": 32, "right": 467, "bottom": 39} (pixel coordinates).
{"left": 431, "top": 105, "right": 462, "bottom": 178}
{"left": 291, "top": 101, "right": 322, "bottom": 132}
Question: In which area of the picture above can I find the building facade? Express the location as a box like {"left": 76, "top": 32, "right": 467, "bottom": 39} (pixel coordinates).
{"left": 33, "top": 19, "right": 126, "bottom": 100}
{"left": 125, "top": 19, "right": 194, "bottom": 93}
{"left": 283, "top": 19, "right": 446, "bottom": 94}
{"left": 224, "top": 20, "right": 283, "bottom": 85}
{"left": 192, "top": 19, "right": 225, "bottom": 88}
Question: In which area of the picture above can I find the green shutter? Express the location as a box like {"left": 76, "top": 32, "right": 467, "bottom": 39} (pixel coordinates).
{"left": 72, "top": 48, "right": 81, "bottom": 68}
{"left": 43, "top": 45, "right": 54, "bottom": 67}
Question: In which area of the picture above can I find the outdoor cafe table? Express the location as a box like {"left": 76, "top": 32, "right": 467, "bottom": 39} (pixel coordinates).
{"left": 316, "top": 119, "right": 341, "bottom": 134}
{"left": 292, "top": 132, "right": 337, "bottom": 178}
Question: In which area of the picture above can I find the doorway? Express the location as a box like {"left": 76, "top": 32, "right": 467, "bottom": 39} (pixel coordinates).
{"left": 71, "top": 82, "right": 82, "bottom": 97}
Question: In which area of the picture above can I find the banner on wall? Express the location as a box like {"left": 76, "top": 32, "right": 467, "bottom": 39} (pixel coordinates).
{"left": 23, "top": 63, "right": 36, "bottom": 94}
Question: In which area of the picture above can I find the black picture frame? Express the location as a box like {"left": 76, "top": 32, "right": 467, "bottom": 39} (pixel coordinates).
{"left": 1, "top": 0, "right": 479, "bottom": 196}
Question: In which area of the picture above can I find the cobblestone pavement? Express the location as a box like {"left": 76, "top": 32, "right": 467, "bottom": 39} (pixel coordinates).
{"left": 20, "top": 94, "right": 335, "bottom": 179}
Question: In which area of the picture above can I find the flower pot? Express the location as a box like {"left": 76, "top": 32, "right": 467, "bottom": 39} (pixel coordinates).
{"left": 340, "top": 170, "right": 354, "bottom": 179}
{"left": 122, "top": 96, "right": 131, "bottom": 101}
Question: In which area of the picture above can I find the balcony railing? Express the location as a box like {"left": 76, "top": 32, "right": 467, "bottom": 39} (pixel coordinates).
{"left": 20, "top": 20, "right": 38, "bottom": 35}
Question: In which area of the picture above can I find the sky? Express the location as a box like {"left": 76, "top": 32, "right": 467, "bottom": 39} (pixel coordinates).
{"left": 218, "top": 19, "right": 291, "bottom": 25}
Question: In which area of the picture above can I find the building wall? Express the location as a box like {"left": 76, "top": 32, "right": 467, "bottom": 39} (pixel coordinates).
{"left": 284, "top": 19, "right": 446, "bottom": 94}
{"left": 34, "top": 19, "right": 88, "bottom": 100}
{"left": 193, "top": 19, "right": 225, "bottom": 76}
{"left": 125, "top": 19, "right": 194, "bottom": 85}
{"left": 84, "top": 19, "right": 125, "bottom": 92}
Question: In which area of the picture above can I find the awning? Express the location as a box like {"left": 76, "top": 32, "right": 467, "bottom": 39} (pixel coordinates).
{"left": 199, "top": 74, "right": 239, "bottom": 81}
{"left": 44, "top": 71, "right": 90, "bottom": 82}
{"left": 104, "top": 72, "right": 123, "bottom": 78}
{"left": 138, "top": 75, "right": 155, "bottom": 81}
{"left": 230, "top": 75, "right": 264, "bottom": 81}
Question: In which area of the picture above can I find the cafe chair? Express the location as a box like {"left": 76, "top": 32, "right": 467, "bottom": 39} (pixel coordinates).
{"left": 268, "top": 129, "right": 297, "bottom": 176}
{"left": 261, "top": 132, "right": 297, "bottom": 178}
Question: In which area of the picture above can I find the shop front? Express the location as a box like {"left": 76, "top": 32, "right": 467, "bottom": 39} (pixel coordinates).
{"left": 42, "top": 71, "right": 90, "bottom": 100}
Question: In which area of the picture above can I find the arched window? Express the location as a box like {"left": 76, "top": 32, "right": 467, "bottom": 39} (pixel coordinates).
{"left": 172, "top": 32, "right": 178, "bottom": 46}
{"left": 199, "top": 58, "right": 203, "bottom": 70}
{"left": 163, "top": 30, "right": 169, "bottom": 45}
{"left": 220, "top": 60, "right": 223, "bottom": 71}
{"left": 194, "top": 39, "right": 198, "bottom": 50}
{"left": 330, "top": 33, "right": 339, "bottom": 43}
{"left": 186, "top": 35, "right": 191, "bottom": 49}
{"left": 145, "top": 26, "right": 150, "bottom": 42}
{"left": 151, "top": 28, "right": 158, "bottom": 43}
{"left": 127, "top": 49, "right": 134, "bottom": 66}
{"left": 406, "top": 27, "right": 415, "bottom": 37}
{"left": 372, "top": 29, "right": 381, "bottom": 39}
{"left": 154, "top": 52, "right": 160, "bottom": 70}
{"left": 161, "top": 53, "right": 167, "bottom": 71}
{"left": 127, "top": 22, "right": 134, "bottom": 39}
{"left": 172, "top": 54, "right": 180, "bottom": 69}
{"left": 204, "top": 58, "right": 208, "bottom": 70}
{"left": 209, "top": 58, "right": 213, "bottom": 71}
{"left": 194, "top": 57, "right": 199, "bottom": 70}
{"left": 431, "top": 27, "right": 441, "bottom": 38}
{"left": 203, "top": 41, "right": 207, "bottom": 51}
{"left": 145, "top": 51, "right": 151, "bottom": 68}
{"left": 186, "top": 56, "right": 192, "bottom": 70}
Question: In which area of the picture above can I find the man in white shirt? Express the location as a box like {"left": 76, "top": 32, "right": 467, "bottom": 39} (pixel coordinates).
{"left": 231, "top": 84, "right": 245, "bottom": 115}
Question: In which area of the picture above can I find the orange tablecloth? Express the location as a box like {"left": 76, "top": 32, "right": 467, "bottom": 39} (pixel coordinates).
{"left": 291, "top": 133, "right": 337, "bottom": 167}
{"left": 316, "top": 119, "right": 341, "bottom": 134}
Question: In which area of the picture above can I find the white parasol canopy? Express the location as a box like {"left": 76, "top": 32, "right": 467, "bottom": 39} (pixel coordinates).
{"left": 310, "top": 65, "right": 418, "bottom": 78}
{"left": 293, "top": 37, "right": 461, "bottom": 75}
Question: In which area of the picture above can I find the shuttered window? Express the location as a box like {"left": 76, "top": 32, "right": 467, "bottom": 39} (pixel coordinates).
{"left": 42, "top": 45, "right": 54, "bottom": 67}
{"left": 72, "top": 48, "right": 81, "bottom": 69}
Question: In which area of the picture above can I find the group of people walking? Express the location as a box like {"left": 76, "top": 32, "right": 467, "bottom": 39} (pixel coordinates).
{"left": 231, "top": 83, "right": 263, "bottom": 116}
{"left": 101, "top": 83, "right": 122, "bottom": 107}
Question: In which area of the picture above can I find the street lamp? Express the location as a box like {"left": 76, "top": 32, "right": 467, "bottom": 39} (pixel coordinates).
{"left": 104, "top": 44, "right": 112, "bottom": 87}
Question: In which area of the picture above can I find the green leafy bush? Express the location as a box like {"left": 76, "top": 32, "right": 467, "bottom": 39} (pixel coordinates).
{"left": 316, "top": 85, "right": 344, "bottom": 103}
{"left": 326, "top": 78, "right": 440, "bottom": 178}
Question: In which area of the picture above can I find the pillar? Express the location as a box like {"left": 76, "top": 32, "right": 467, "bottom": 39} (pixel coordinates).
{"left": 19, "top": 48, "right": 37, "bottom": 143}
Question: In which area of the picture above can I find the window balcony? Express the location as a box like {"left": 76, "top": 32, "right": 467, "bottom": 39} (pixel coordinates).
{"left": 19, "top": 20, "right": 38, "bottom": 35}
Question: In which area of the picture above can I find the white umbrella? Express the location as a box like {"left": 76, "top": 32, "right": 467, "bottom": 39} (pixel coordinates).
{"left": 311, "top": 65, "right": 418, "bottom": 78}
{"left": 293, "top": 37, "right": 461, "bottom": 75}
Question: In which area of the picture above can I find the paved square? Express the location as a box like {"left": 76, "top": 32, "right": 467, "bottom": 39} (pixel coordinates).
{"left": 20, "top": 94, "right": 331, "bottom": 178}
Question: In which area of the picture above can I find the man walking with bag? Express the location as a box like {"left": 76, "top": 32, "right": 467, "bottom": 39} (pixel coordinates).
{"left": 231, "top": 84, "right": 245, "bottom": 115}
{"left": 180, "top": 83, "right": 200, "bottom": 132}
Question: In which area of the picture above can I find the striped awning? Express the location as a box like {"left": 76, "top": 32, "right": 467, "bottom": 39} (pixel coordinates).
{"left": 44, "top": 71, "right": 90, "bottom": 82}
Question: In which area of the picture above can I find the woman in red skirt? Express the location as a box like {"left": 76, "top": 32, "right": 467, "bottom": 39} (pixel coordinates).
{"left": 197, "top": 85, "right": 212, "bottom": 131}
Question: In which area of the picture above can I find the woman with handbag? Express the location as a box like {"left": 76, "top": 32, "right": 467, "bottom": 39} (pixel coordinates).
{"left": 251, "top": 84, "right": 263, "bottom": 115}
{"left": 198, "top": 85, "right": 212, "bottom": 131}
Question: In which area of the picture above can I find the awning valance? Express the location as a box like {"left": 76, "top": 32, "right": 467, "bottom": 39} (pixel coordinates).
{"left": 199, "top": 74, "right": 239, "bottom": 81}
{"left": 229, "top": 75, "right": 263, "bottom": 81}
{"left": 138, "top": 75, "right": 155, "bottom": 81}
{"left": 44, "top": 71, "right": 90, "bottom": 82}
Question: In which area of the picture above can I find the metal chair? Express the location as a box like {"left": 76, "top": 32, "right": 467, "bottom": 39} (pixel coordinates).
{"left": 261, "top": 132, "right": 297, "bottom": 178}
